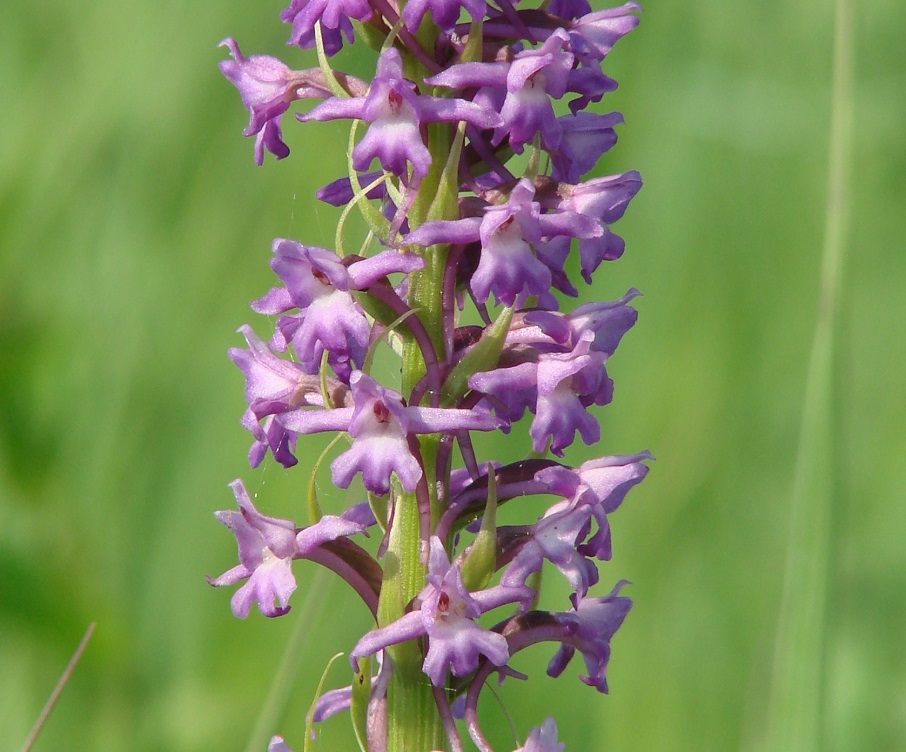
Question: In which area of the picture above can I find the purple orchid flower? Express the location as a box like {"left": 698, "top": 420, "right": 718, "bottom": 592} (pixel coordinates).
{"left": 351, "top": 537, "right": 529, "bottom": 685}
{"left": 401, "top": 0, "right": 487, "bottom": 32}
{"left": 500, "top": 501, "right": 600, "bottom": 605}
{"left": 219, "top": 38, "right": 337, "bottom": 165}
{"left": 550, "top": 171, "right": 642, "bottom": 281}
{"left": 548, "top": 0, "right": 591, "bottom": 19}
{"left": 208, "top": 481, "right": 376, "bottom": 618}
{"left": 229, "top": 322, "right": 340, "bottom": 468}
{"left": 229, "top": 324, "right": 325, "bottom": 419}
{"left": 470, "top": 333, "right": 612, "bottom": 455}
{"left": 280, "top": 0, "right": 374, "bottom": 55}
{"left": 550, "top": 111, "right": 623, "bottom": 183}
{"left": 518, "top": 719, "right": 566, "bottom": 752}
{"left": 557, "top": 6, "right": 639, "bottom": 113}
{"left": 567, "top": 3, "right": 642, "bottom": 63}
{"left": 280, "top": 372, "right": 502, "bottom": 494}
{"left": 250, "top": 239, "right": 424, "bottom": 379}
{"left": 207, "top": 480, "right": 299, "bottom": 618}
{"left": 427, "top": 29, "right": 575, "bottom": 154}
{"left": 531, "top": 338, "right": 610, "bottom": 454}
{"left": 405, "top": 178, "right": 600, "bottom": 306}
{"left": 243, "top": 414, "right": 300, "bottom": 470}
{"left": 546, "top": 581, "right": 632, "bottom": 693}
{"left": 216, "top": 3, "right": 649, "bottom": 748}
{"left": 536, "top": 452, "right": 651, "bottom": 561}
{"left": 514, "top": 288, "right": 640, "bottom": 354}
{"left": 267, "top": 736, "right": 293, "bottom": 752}
{"left": 301, "top": 48, "right": 501, "bottom": 180}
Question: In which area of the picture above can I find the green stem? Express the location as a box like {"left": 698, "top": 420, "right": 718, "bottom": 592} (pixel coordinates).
{"left": 377, "top": 485, "right": 446, "bottom": 752}
{"left": 377, "top": 18, "right": 470, "bottom": 747}
{"left": 378, "top": 93, "right": 457, "bottom": 752}
{"left": 406, "top": 120, "right": 454, "bottom": 368}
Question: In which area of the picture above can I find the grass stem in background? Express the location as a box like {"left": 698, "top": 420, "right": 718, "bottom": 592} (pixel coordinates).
{"left": 20, "top": 622, "right": 95, "bottom": 752}
{"left": 245, "top": 572, "right": 328, "bottom": 752}
{"left": 758, "top": 0, "right": 853, "bottom": 750}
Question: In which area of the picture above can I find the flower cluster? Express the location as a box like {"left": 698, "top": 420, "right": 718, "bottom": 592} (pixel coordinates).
{"left": 213, "top": 2, "right": 648, "bottom": 751}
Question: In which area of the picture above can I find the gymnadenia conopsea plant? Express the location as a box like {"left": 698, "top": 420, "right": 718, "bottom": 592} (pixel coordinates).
{"left": 211, "top": 2, "right": 650, "bottom": 750}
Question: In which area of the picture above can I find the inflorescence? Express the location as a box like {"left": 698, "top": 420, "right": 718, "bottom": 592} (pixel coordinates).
{"left": 211, "top": 2, "right": 649, "bottom": 750}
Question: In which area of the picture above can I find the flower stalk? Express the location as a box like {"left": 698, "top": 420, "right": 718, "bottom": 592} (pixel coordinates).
{"left": 213, "top": 3, "right": 650, "bottom": 751}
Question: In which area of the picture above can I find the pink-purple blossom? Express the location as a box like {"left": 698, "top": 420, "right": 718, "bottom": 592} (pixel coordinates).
{"left": 280, "top": 371, "right": 502, "bottom": 494}
{"left": 280, "top": 0, "right": 374, "bottom": 55}
{"left": 301, "top": 48, "right": 501, "bottom": 179}
{"left": 404, "top": 178, "right": 600, "bottom": 306}
{"left": 208, "top": 480, "right": 298, "bottom": 618}
{"left": 518, "top": 719, "right": 566, "bottom": 752}
{"left": 546, "top": 581, "right": 633, "bottom": 693}
{"left": 351, "top": 537, "right": 528, "bottom": 685}
{"left": 215, "top": 2, "right": 650, "bottom": 749}
{"left": 219, "top": 38, "right": 335, "bottom": 164}
{"left": 249, "top": 239, "right": 424, "bottom": 379}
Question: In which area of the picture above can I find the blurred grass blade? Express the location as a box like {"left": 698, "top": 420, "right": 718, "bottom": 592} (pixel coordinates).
{"left": 759, "top": 0, "right": 853, "bottom": 750}
{"left": 20, "top": 622, "right": 95, "bottom": 752}
{"left": 245, "top": 571, "right": 329, "bottom": 752}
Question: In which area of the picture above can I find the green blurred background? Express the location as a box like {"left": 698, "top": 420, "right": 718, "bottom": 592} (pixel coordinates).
{"left": 2, "top": 1, "right": 903, "bottom": 750}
